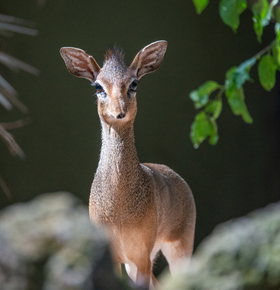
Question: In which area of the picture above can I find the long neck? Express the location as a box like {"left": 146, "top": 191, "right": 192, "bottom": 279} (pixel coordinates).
{"left": 97, "top": 121, "right": 141, "bottom": 183}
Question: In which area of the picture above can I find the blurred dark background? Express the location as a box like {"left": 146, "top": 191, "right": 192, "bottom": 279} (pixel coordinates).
{"left": 0, "top": 0, "right": 279, "bottom": 247}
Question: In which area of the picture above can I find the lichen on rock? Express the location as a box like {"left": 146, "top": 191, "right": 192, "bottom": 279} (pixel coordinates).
{"left": 160, "top": 202, "right": 280, "bottom": 290}
{"left": 0, "top": 192, "right": 107, "bottom": 290}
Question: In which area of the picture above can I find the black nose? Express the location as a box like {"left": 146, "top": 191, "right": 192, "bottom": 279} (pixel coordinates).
{"left": 117, "top": 113, "right": 126, "bottom": 119}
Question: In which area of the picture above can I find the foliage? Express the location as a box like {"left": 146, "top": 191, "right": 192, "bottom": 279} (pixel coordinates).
{"left": 190, "top": 0, "right": 280, "bottom": 148}
{"left": 0, "top": 13, "right": 39, "bottom": 198}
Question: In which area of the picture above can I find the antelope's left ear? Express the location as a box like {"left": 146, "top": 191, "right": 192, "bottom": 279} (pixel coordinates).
{"left": 60, "top": 47, "right": 100, "bottom": 83}
{"left": 129, "top": 40, "right": 168, "bottom": 79}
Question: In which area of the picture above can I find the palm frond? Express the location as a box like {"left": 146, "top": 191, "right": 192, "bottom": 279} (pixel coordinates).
{"left": 0, "top": 51, "right": 39, "bottom": 74}
{"left": 0, "top": 12, "right": 39, "bottom": 198}
{"left": 0, "top": 14, "right": 36, "bottom": 26}
{"left": 0, "top": 92, "right": 12, "bottom": 110}
{"left": 0, "top": 174, "right": 13, "bottom": 200}
{"left": 0, "top": 124, "right": 25, "bottom": 159}
{"left": 0, "top": 22, "right": 38, "bottom": 36}
{"left": 0, "top": 75, "right": 29, "bottom": 112}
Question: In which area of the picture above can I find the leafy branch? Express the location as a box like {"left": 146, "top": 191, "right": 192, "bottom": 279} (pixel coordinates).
{"left": 190, "top": 0, "right": 280, "bottom": 148}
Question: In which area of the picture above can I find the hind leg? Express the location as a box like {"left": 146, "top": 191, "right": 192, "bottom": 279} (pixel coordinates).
{"left": 161, "top": 233, "right": 194, "bottom": 275}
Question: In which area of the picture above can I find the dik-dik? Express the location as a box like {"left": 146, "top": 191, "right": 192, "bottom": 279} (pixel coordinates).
{"left": 60, "top": 41, "right": 196, "bottom": 289}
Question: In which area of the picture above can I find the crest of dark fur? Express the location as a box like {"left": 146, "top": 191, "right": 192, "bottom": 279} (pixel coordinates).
{"left": 104, "top": 46, "right": 126, "bottom": 68}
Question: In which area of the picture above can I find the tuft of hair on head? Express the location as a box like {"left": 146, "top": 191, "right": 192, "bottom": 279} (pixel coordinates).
{"left": 104, "top": 45, "right": 126, "bottom": 67}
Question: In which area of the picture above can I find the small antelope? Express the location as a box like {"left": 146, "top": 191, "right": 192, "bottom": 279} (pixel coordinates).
{"left": 60, "top": 41, "right": 196, "bottom": 289}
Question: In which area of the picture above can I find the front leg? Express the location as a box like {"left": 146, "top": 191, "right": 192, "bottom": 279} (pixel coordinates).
{"left": 125, "top": 255, "right": 155, "bottom": 289}
{"left": 135, "top": 257, "right": 154, "bottom": 289}
{"left": 123, "top": 234, "right": 157, "bottom": 289}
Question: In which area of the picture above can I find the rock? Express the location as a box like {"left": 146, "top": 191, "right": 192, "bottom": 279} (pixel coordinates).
{"left": 0, "top": 192, "right": 122, "bottom": 290}
{"left": 160, "top": 202, "right": 280, "bottom": 290}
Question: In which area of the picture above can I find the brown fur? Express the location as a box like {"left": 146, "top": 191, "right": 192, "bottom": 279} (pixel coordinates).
{"left": 60, "top": 41, "right": 196, "bottom": 289}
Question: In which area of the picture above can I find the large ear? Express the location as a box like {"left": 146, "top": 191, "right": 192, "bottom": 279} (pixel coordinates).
{"left": 129, "top": 40, "right": 167, "bottom": 79}
{"left": 60, "top": 47, "right": 100, "bottom": 83}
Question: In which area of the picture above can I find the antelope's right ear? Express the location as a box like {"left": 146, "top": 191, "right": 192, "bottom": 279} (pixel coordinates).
{"left": 129, "top": 40, "right": 168, "bottom": 79}
{"left": 60, "top": 47, "right": 100, "bottom": 83}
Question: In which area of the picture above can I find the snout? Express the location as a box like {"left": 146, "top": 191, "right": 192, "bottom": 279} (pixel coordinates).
{"left": 107, "top": 97, "right": 128, "bottom": 121}
{"left": 108, "top": 111, "right": 127, "bottom": 120}
{"left": 116, "top": 112, "right": 126, "bottom": 119}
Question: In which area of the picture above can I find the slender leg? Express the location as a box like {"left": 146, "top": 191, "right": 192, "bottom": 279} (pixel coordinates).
{"left": 125, "top": 252, "right": 161, "bottom": 289}
{"left": 161, "top": 238, "right": 193, "bottom": 275}
{"left": 151, "top": 273, "right": 160, "bottom": 289}
{"left": 135, "top": 258, "right": 153, "bottom": 289}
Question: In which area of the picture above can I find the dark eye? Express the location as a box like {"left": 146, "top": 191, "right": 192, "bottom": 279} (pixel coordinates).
{"left": 95, "top": 83, "right": 104, "bottom": 93}
{"left": 128, "top": 80, "right": 138, "bottom": 94}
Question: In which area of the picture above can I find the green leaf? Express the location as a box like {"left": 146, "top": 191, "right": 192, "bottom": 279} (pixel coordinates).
{"left": 209, "top": 132, "right": 219, "bottom": 145}
{"left": 234, "top": 58, "right": 256, "bottom": 88}
{"left": 226, "top": 86, "right": 253, "bottom": 123}
{"left": 209, "top": 119, "right": 219, "bottom": 145}
{"left": 276, "top": 6, "right": 280, "bottom": 23}
{"left": 189, "top": 90, "right": 200, "bottom": 102}
{"left": 225, "top": 66, "right": 237, "bottom": 89}
{"left": 274, "top": 23, "right": 280, "bottom": 65}
{"left": 194, "top": 94, "right": 209, "bottom": 109}
{"left": 224, "top": 61, "right": 255, "bottom": 105}
{"left": 275, "top": 22, "right": 280, "bottom": 41}
{"left": 225, "top": 66, "right": 253, "bottom": 123}
{"left": 219, "top": 0, "right": 247, "bottom": 31}
{"left": 225, "top": 58, "right": 255, "bottom": 91}
{"left": 192, "top": 0, "right": 209, "bottom": 14}
{"left": 252, "top": 0, "right": 270, "bottom": 42}
{"left": 190, "top": 111, "right": 220, "bottom": 148}
{"left": 205, "top": 100, "right": 223, "bottom": 119}
{"left": 190, "top": 90, "right": 209, "bottom": 108}
{"left": 189, "top": 81, "right": 220, "bottom": 109}
{"left": 197, "top": 81, "right": 220, "bottom": 96}
{"left": 258, "top": 54, "right": 278, "bottom": 91}
{"left": 190, "top": 112, "right": 212, "bottom": 148}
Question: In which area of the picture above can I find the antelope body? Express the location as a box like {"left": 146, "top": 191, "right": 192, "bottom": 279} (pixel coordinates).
{"left": 60, "top": 41, "right": 196, "bottom": 289}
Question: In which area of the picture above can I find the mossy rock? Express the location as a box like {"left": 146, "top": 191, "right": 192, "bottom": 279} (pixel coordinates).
{"left": 160, "top": 202, "right": 280, "bottom": 290}
{"left": 0, "top": 192, "right": 108, "bottom": 290}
